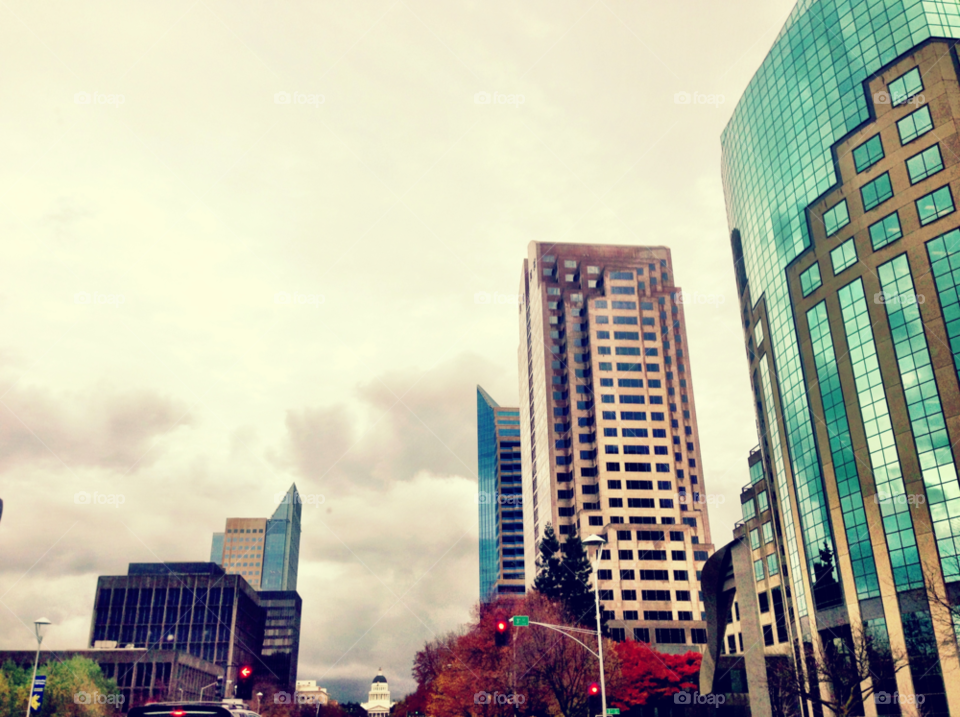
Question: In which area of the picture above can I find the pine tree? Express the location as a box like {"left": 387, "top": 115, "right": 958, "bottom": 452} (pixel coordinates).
{"left": 533, "top": 523, "right": 564, "bottom": 600}
{"left": 559, "top": 529, "right": 600, "bottom": 629}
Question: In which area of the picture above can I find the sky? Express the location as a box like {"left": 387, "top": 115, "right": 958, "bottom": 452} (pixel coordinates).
{"left": 0, "top": 0, "right": 796, "bottom": 702}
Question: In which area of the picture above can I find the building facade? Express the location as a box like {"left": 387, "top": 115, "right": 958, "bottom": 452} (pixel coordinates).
{"left": 89, "top": 563, "right": 264, "bottom": 696}
{"left": 259, "top": 590, "right": 302, "bottom": 690}
{"left": 210, "top": 483, "right": 302, "bottom": 591}
{"left": 360, "top": 670, "right": 395, "bottom": 717}
{"left": 477, "top": 386, "right": 526, "bottom": 602}
{"left": 0, "top": 648, "right": 222, "bottom": 714}
{"left": 518, "top": 241, "right": 715, "bottom": 650}
{"left": 722, "top": 3, "right": 960, "bottom": 712}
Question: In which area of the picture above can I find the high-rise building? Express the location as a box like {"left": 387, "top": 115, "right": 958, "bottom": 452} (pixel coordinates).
{"left": 718, "top": 3, "right": 960, "bottom": 712}
{"left": 211, "top": 483, "right": 302, "bottom": 591}
{"left": 477, "top": 386, "right": 526, "bottom": 602}
{"left": 518, "top": 241, "right": 715, "bottom": 650}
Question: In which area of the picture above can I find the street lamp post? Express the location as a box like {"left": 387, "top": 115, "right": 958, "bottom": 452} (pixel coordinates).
{"left": 582, "top": 534, "right": 608, "bottom": 717}
{"left": 24, "top": 618, "right": 51, "bottom": 717}
{"left": 256, "top": 692, "right": 263, "bottom": 712}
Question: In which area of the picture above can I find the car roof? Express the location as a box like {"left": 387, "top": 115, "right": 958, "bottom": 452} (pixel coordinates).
{"left": 126, "top": 704, "right": 260, "bottom": 717}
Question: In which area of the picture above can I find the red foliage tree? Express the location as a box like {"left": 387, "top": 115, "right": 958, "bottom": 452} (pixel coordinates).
{"left": 608, "top": 640, "right": 700, "bottom": 708}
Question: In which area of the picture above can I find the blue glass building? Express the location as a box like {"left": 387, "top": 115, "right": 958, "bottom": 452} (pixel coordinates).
{"left": 722, "top": 1, "right": 960, "bottom": 713}
{"left": 263, "top": 484, "right": 302, "bottom": 591}
{"left": 477, "top": 386, "right": 525, "bottom": 602}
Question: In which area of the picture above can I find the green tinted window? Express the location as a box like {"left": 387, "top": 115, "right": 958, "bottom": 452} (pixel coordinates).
{"left": 852, "top": 135, "right": 884, "bottom": 173}
{"left": 861, "top": 173, "right": 893, "bottom": 211}
{"left": 800, "top": 263, "right": 822, "bottom": 297}
{"left": 906, "top": 145, "right": 943, "bottom": 184}
{"left": 889, "top": 67, "right": 923, "bottom": 106}
{"left": 750, "top": 529, "right": 760, "bottom": 550}
{"left": 830, "top": 238, "right": 858, "bottom": 275}
{"left": 898, "top": 105, "right": 933, "bottom": 144}
{"left": 917, "top": 186, "right": 955, "bottom": 226}
{"left": 823, "top": 200, "right": 849, "bottom": 236}
{"left": 869, "top": 212, "right": 902, "bottom": 250}
{"left": 927, "top": 229, "right": 960, "bottom": 382}
{"left": 762, "top": 522, "right": 774, "bottom": 544}
{"left": 754, "top": 559, "right": 764, "bottom": 582}
{"left": 766, "top": 554, "right": 779, "bottom": 576}
{"left": 742, "top": 499, "right": 756, "bottom": 520}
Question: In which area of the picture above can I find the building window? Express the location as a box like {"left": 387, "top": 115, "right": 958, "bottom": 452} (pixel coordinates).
{"left": 852, "top": 134, "right": 884, "bottom": 172}
{"left": 750, "top": 529, "right": 760, "bottom": 550}
{"left": 869, "top": 211, "right": 902, "bottom": 250}
{"left": 898, "top": 105, "right": 933, "bottom": 144}
{"left": 742, "top": 499, "right": 756, "bottom": 520}
{"left": 763, "top": 625, "right": 775, "bottom": 646}
{"left": 830, "top": 238, "right": 858, "bottom": 275}
{"left": 754, "top": 559, "right": 765, "bottom": 581}
{"left": 888, "top": 67, "right": 923, "bottom": 106}
{"left": 861, "top": 172, "right": 893, "bottom": 211}
{"left": 634, "top": 627, "right": 650, "bottom": 642}
{"left": 906, "top": 145, "right": 944, "bottom": 184}
{"left": 691, "top": 628, "right": 707, "bottom": 644}
{"left": 758, "top": 591, "right": 769, "bottom": 613}
{"left": 766, "top": 554, "right": 779, "bottom": 576}
{"left": 656, "top": 628, "right": 686, "bottom": 645}
{"left": 823, "top": 200, "right": 849, "bottom": 236}
{"left": 763, "top": 522, "right": 774, "bottom": 544}
{"left": 800, "top": 263, "right": 822, "bottom": 297}
{"left": 917, "top": 186, "right": 955, "bottom": 225}
{"left": 756, "top": 490, "right": 769, "bottom": 512}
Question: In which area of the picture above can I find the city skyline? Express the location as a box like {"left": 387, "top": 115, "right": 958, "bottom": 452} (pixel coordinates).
{"left": 0, "top": 0, "right": 792, "bottom": 703}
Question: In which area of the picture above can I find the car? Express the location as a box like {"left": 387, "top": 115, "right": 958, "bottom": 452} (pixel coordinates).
{"left": 127, "top": 703, "right": 260, "bottom": 717}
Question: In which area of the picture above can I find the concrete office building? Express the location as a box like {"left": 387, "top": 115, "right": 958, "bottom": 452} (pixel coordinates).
{"left": 210, "top": 483, "right": 302, "bottom": 591}
{"left": 477, "top": 386, "right": 526, "bottom": 602}
{"left": 715, "top": 3, "right": 960, "bottom": 713}
{"left": 518, "top": 241, "right": 715, "bottom": 650}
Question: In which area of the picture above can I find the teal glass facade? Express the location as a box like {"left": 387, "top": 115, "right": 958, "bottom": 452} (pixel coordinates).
{"left": 478, "top": 387, "right": 500, "bottom": 601}
{"left": 263, "top": 484, "right": 302, "bottom": 591}
{"left": 722, "top": 0, "right": 960, "bottom": 614}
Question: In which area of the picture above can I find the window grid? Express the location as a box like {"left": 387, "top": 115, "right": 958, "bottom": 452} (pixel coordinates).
{"left": 861, "top": 172, "right": 894, "bottom": 212}
{"left": 897, "top": 105, "right": 934, "bottom": 144}
{"left": 837, "top": 279, "right": 922, "bottom": 590}
{"left": 906, "top": 144, "right": 944, "bottom": 184}
{"left": 853, "top": 134, "right": 884, "bottom": 172}
{"left": 830, "top": 238, "right": 858, "bottom": 275}
{"left": 916, "top": 185, "right": 955, "bottom": 226}
{"left": 806, "top": 301, "right": 880, "bottom": 599}
{"left": 927, "top": 228, "right": 960, "bottom": 381}
{"left": 878, "top": 255, "right": 960, "bottom": 580}
{"left": 800, "top": 263, "right": 822, "bottom": 297}
{"left": 869, "top": 211, "right": 903, "bottom": 250}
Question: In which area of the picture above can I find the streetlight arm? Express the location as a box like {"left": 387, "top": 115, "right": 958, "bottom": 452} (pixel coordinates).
{"left": 526, "top": 621, "right": 601, "bottom": 659}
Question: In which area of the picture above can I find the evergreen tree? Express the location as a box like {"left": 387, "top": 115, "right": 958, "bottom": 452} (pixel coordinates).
{"left": 532, "top": 523, "right": 564, "bottom": 600}
{"left": 559, "top": 530, "right": 600, "bottom": 629}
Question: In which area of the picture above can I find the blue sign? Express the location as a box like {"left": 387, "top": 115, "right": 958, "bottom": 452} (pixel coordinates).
{"left": 30, "top": 675, "right": 46, "bottom": 713}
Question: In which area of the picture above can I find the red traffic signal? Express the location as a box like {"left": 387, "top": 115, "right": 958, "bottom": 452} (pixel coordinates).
{"left": 239, "top": 666, "right": 253, "bottom": 679}
{"left": 494, "top": 618, "right": 510, "bottom": 646}
{"left": 496, "top": 620, "right": 508, "bottom": 633}
{"left": 588, "top": 683, "right": 600, "bottom": 696}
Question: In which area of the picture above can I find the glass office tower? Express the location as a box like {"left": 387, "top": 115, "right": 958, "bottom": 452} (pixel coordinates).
{"left": 477, "top": 386, "right": 525, "bottom": 602}
{"left": 722, "top": 2, "right": 960, "bottom": 713}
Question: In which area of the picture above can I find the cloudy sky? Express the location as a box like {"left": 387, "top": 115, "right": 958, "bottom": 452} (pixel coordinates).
{"left": 0, "top": 0, "right": 795, "bottom": 702}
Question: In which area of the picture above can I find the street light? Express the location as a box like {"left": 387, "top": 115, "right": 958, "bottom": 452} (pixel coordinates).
{"left": 24, "top": 618, "right": 51, "bottom": 717}
{"left": 582, "top": 534, "right": 608, "bottom": 717}
{"left": 256, "top": 692, "right": 263, "bottom": 711}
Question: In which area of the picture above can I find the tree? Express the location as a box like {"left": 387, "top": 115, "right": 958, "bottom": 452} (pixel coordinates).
{"left": 3, "top": 655, "right": 122, "bottom": 717}
{"left": 532, "top": 524, "right": 600, "bottom": 631}
{"left": 608, "top": 639, "right": 699, "bottom": 708}
{"left": 532, "top": 523, "right": 564, "bottom": 600}
{"left": 771, "top": 625, "right": 907, "bottom": 717}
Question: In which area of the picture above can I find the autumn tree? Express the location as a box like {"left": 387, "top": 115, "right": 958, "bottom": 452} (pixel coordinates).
{"left": 607, "top": 639, "right": 700, "bottom": 709}
{"left": 3, "top": 655, "right": 122, "bottom": 717}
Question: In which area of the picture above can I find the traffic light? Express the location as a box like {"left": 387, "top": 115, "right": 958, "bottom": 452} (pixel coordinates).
{"left": 494, "top": 618, "right": 510, "bottom": 647}
{"left": 236, "top": 665, "right": 254, "bottom": 699}
{"left": 587, "top": 682, "right": 600, "bottom": 717}
{"left": 214, "top": 675, "right": 224, "bottom": 701}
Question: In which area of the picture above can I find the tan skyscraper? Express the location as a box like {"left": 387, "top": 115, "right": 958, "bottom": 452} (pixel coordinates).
{"left": 518, "top": 241, "right": 714, "bottom": 651}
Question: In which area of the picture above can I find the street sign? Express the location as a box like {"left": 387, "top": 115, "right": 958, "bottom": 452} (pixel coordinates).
{"left": 30, "top": 675, "right": 47, "bottom": 713}
{"left": 511, "top": 615, "right": 530, "bottom": 626}
{"left": 606, "top": 709, "right": 620, "bottom": 715}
